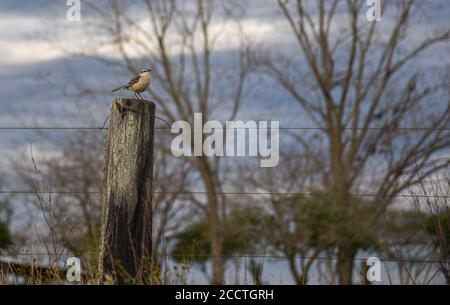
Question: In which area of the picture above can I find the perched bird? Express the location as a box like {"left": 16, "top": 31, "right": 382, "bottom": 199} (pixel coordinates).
{"left": 111, "top": 68, "right": 151, "bottom": 99}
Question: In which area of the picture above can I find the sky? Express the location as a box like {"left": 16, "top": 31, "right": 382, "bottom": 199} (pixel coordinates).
{"left": 0, "top": 0, "right": 449, "bottom": 284}
{"left": 0, "top": 0, "right": 448, "bottom": 185}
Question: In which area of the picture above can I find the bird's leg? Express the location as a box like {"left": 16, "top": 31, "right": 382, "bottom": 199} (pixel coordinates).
{"left": 138, "top": 92, "right": 144, "bottom": 100}
{"left": 133, "top": 92, "right": 139, "bottom": 100}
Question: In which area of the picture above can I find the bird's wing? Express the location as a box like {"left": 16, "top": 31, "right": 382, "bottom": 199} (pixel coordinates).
{"left": 125, "top": 75, "right": 140, "bottom": 88}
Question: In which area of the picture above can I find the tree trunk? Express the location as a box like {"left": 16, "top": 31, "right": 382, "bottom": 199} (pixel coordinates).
{"left": 198, "top": 157, "right": 224, "bottom": 284}
{"left": 99, "top": 98, "right": 155, "bottom": 284}
{"left": 360, "top": 261, "right": 371, "bottom": 285}
{"left": 329, "top": 132, "right": 357, "bottom": 285}
{"left": 337, "top": 244, "right": 357, "bottom": 285}
{"left": 287, "top": 256, "right": 304, "bottom": 285}
{"left": 206, "top": 176, "right": 224, "bottom": 285}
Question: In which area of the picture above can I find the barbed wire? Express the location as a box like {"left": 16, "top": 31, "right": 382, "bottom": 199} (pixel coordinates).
{"left": 1, "top": 120, "right": 448, "bottom": 279}
{"left": 0, "top": 190, "right": 448, "bottom": 198}
{"left": 0, "top": 252, "right": 446, "bottom": 264}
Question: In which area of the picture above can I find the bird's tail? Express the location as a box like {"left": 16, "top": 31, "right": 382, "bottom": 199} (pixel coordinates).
{"left": 111, "top": 86, "right": 125, "bottom": 92}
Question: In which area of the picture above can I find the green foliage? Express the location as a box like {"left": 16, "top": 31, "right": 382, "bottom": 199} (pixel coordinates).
{"left": 69, "top": 221, "right": 102, "bottom": 274}
{"left": 171, "top": 220, "right": 210, "bottom": 264}
{"left": 424, "top": 210, "right": 450, "bottom": 254}
{"left": 171, "top": 194, "right": 444, "bottom": 271}
{"left": 256, "top": 195, "right": 380, "bottom": 252}
{"left": 0, "top": 221, "right": 12, "bottom": 249}
{"left": 171, "top": 210, "right": 260, "bottom": 265}
{"left": 171, "top": 195, "right": 382, "bottom": 266}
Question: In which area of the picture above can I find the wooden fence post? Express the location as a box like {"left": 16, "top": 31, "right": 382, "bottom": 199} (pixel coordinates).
{"left": 99, "top": 98, "right": 155, "bottom": 284}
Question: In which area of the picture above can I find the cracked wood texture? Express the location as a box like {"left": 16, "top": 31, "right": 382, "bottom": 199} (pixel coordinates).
{"left": 99, "top": 98, "right": 155, "bottom": 284}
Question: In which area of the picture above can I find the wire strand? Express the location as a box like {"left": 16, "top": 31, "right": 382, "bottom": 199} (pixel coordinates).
{"left": 0, "top": 252, "right": 446, "bottom": 264}
{"left": 0, "top": 190, "right": 448, "bottom": 198}
{"left": 0, "top": 126, "right": 449, "bottom": 131}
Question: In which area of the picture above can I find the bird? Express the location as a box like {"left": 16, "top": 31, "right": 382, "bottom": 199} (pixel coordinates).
{"left": 111, "top": 68, "right": 151, "bottom": 100}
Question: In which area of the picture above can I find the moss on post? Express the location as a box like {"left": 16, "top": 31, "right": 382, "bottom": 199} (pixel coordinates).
{"left": 99, "top": 98, "right": 155, "bottom": 284}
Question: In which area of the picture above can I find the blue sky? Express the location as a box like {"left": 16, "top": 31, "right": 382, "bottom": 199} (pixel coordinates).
{"left": 0, "top": 0, "right": 448, "bottom": 179}
{"left": 1, "top": 0, "right": 448, "bottom": 126}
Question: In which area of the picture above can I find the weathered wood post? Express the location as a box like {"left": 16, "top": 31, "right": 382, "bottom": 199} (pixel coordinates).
{"left": 99, "top": 98, "right": 155, "bottom": 284}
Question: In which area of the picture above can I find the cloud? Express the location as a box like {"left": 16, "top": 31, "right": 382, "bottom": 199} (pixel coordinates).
{"left": 0, "top": 13, "right": 62, "bottom": 65}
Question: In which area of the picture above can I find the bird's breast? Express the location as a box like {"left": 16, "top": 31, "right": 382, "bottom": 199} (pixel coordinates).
{"left": 130, "top": 75, "right": 150, "bottom": 93}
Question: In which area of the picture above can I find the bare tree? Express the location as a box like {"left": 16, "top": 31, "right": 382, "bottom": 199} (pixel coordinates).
{"left": 11, "top": 130, "right": 103, "bottom": 257}
{"left": 253, "top": 0, "right": 450, "bottom": 284}
{"left": 47, "top": 0, "right": 250, "bottom": 283}
{"left": 410, "top": 171, "right": 450, "bottom": 284}
{"left": 9, "top": 120, "right": 188, "bottom": 281}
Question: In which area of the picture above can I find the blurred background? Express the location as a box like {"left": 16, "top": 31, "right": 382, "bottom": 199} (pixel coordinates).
{"left": 0, "top": 0, "right": 449, "bottom": 284}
